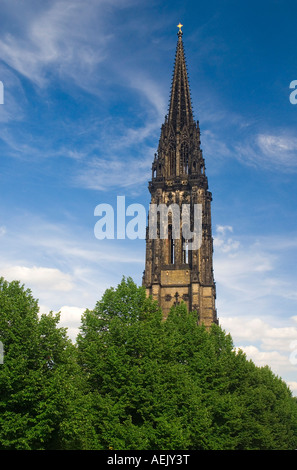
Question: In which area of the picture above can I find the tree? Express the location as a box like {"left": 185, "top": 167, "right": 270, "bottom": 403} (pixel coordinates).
{"left": 77, "top": 277, "right": 297, "bottom": 450}
{"left": 2, "top": 275, "right": 297, "bottom": 450}
{"left": 77, "top": 278, "right": 211, "bottom": 449}
{"left": 0, "top": 277, "right": 96, "bottom": 450}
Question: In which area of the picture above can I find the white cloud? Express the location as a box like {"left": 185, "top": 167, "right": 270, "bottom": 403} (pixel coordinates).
{"left": 213, "top": 227, "right": 297, "bottom": 311}
{"left": 234, "top": 131, "right": 297, "bottom": 172}
{"left": 257, "top": 134, "right": 297, "bottom": 159}
{"left": 214, "top": 244, "right": 274, "bottom": 299}
{"left": 0, "top": 64, "right": 27, "bottom": 123}
{"left": 0, "top": 0, "right": 133, "bottom": 89}
{"left": 0, "top": 213, "right": 145, "bottom": 317}
{"left": 201, "top": 102, "right": 297, "bottom": 173}
{"left": 288, "top": 382, "right": 297, "bottom": 394}
{"left": 57, "top": 305, "right": 86, "bottom": 342}
{"left": 221, "top": 315, "right": 297, "bottom": 394}
{"left": 221, "top": 316, "right": 297, "bottom": 351}
{"left": 220, "top": 316, "right": 268, "bottom": 342}
{"left": 213, "top": 225, "right": 240, "bottom": 253}
{"left": 0, "top": 2, "right": 93, "bottom": 86}
{"left": 216, "top": 225, "right": 233, "bottom": 235}
{"left": 78, "top": 155, "right": 151, "bottom": 191}
{"left": 236, "top": 344, "right": 289, "bottom": 369}
{"left": 1, "top": 265, "right": 74, "bottom": 292}
{"left": 214, "top": 225, "right": 297, "bottom": 394}
{"left": 126, "top": 74, "right": 167, "bottom": 120}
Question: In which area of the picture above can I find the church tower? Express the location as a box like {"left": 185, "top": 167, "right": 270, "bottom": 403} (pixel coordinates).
{"left": 142, "top": 25, "right": 218, "bottom": 327}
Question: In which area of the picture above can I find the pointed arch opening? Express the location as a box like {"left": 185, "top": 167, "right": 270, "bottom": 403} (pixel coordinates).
{"left": 168, "top": 146, "right": 175, "bottom": 176}
{"left": 168, "top": 224, "right": 175, "bottom": 264}
{"left": 182, "top": 237, "right": 189, "bottom": 264}
{"left": 180, "top": 142, "right": 189, "bottom": 175}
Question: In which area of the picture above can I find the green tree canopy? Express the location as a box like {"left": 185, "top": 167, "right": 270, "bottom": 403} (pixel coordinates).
{"left": 0, "top": 277, "right": 96, "bottom": 450}
{"left": 77, "top": 276, "right": 297, "bottom": 450}
{"left": 1, "top": 275, "right": 297, "bottom": 450}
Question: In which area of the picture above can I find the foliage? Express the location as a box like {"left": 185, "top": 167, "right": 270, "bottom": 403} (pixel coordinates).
{"left": 1, "top": 275, "right": 297, "bottom": 450}
{"left": 77, "top": 277, "right": 297, "bottom": 450}
{"left": 0, "top": 277, "right": 96, "bottom": 450}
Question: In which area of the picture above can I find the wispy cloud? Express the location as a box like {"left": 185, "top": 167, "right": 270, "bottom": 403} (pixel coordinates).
{"left": 234, "top": 131, "right": 297, "bottom": 172}
{"left": 125, "top": 73, "right": 167, "bottom": 121}
{"left": 213, "top": 225, "right": 297, "bottom": 315}
{"left": 77, "top": 154, "right": 152, "bottom": 191}
{"left": 72, "top": 118, "right": 158, "bottom": 191}
{"left": 0, "top": 0, "right": 119, "bottom": 89}
{"left": 213, "top": 224, "right": 297, "bottom": 391}
{"left": 197, "top": 90, "right": 297, "bottom": 174}
{"left": 0, "top": 64, "right": 27, "bottom": 124}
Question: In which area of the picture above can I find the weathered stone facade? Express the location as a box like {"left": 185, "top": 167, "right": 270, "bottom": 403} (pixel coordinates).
{"left": 142, "top": 27, "right": 218, "bottom": 327}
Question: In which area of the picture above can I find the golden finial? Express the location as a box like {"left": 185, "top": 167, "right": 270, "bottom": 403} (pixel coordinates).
{"left": 177, "top": 23, "right": 183, "bottom": 33}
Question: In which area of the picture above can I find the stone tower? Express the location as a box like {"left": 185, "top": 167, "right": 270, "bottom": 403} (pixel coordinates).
{"left": 142, "top": 25, "right": 218, "bottom": 327}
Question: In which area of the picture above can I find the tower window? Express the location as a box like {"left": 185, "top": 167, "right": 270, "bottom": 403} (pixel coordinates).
{"left": 181, "top": 142, "right": 189, "bottom": 174}
{"left": 183, "top": 237, "right": 189, "bottom": 264}
{"left": 169, "top": 224, "right": 175, "bottom": 264}
{"left": 169, "top": 147, "right": 175, "bottom": 176}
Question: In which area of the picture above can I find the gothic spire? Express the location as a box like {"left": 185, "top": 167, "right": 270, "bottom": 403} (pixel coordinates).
{"left": 144, "top": 25, "right": 217, "bottom": 327}
{"left": 168, "top": 24, "right": 194, "bottom": 131}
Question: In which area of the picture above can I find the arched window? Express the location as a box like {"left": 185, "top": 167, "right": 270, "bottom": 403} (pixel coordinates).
{"left": 180, "top": 142, "right": 189, "bottom": 174}
{"left": 182, "top": 237, "right": 189, "bottom": 264}
{"left": 168, "top": 224, "right": 175, "bottom": 264}
{"left": 169, "top": 147, "right": 175, "bottom": 176}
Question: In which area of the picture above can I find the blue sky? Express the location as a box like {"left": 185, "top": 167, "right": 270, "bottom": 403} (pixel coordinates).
{"left": 0, "top": 0, "right": 297, "bottom": 394}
